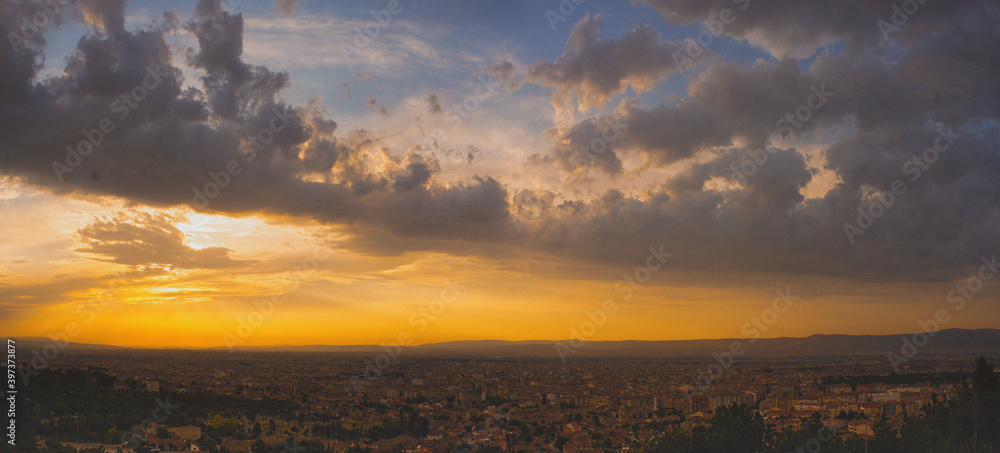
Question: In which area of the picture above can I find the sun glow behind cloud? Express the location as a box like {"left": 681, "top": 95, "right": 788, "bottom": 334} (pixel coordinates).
{"left": 4, "top": 176, "right": 997, "bottom": 348}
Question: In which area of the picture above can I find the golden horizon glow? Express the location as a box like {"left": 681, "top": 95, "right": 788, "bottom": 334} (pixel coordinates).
{"left": 3, "top": 182, "right": 998, "bottom": 348}
{"left": 3, "top": 1, "right": 1000, "bottom": 349}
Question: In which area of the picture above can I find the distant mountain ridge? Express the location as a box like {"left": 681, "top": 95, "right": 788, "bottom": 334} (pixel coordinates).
{"left": 11, "top": 328, "right": 1000, "bottom": 359}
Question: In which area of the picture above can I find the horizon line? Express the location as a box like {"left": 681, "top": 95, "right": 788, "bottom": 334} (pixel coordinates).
{"left": 8, "top": 327, "right": 997, "bottom": 350}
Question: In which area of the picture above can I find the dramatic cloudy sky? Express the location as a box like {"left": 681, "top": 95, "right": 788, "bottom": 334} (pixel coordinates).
{"left": 1, "top": 0, "right": 999, "bottom": 347}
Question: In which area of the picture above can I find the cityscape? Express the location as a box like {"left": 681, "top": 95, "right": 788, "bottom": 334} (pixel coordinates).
{"left": 3, "top": 0, "right": 1000, "bottom": 451}
{"left": 8, "top": 335, "right": 1000, "bottom": 452}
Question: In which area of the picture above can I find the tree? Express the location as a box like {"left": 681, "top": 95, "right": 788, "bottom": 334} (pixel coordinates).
{"left": 695, "top": 404, "right": 768, "bottom": 453}
{"left": 867, "top": 416, "right": 903, "bottom": 453}
{"left": 953, "top": 357, "right": 1000, "bottom": 447}
{"left": 644, "top": 404, "right": 768, "bottom": 453}
{"left": 643, "top": 428, "right": 694, "bottom": 453}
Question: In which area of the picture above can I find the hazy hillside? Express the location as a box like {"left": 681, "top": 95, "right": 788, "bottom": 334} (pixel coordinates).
{"left": 13, "top": 328, "right": 1000, "bottom": 359}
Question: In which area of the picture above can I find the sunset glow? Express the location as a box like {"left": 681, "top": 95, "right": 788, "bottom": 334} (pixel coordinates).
{"left": 1, "top": 0, "right": 999, "bottom": 350}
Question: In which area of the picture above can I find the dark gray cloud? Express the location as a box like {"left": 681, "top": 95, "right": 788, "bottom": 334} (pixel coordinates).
{"left": 510, "top": 0, "right": 1000, "bottom": 279}
{"left": 425, "top": 93, "right": 443, "bottom": 115}
{"left": 619, "top": 100, "right": 732, "bottom": 166}
{"left": 0, "top": 0, "right": 512, "bottom": 250}
{"left": 483, "top": 60, "right": 517, "bottom": 91}
{"left": 633, "top": 0, "right": 968, "bottom": 58}
{"left": 527, "top": 14, "right": 710, "bottom": 113}
{"left": 75, "top": 0, "right": 128, "bottom": 35}
{"left": 537, "top": 58, "right": 830, "bottom": 177}
{"left": 534, "top": 111, "right": 626, "bottom": 177}
{"left": 367, "top": 93, "right": 389, "bottom": 117}
{"left": 2, "top": 0, "right": 1000, "bottom": 284}
{"left": 275, "top": 0, "right": 298, "bottom": 16}
{"left": 687, "top": 58, "right": 841, "bottom": 146}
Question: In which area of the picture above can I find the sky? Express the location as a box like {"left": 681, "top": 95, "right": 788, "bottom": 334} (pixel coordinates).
{"left": 1, "top": 0, "right": 999, "bottom": 348}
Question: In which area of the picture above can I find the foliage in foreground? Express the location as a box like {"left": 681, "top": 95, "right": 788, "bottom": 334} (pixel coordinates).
{"left": 643, "top": 357, "right": 1000, "bottom": 453}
